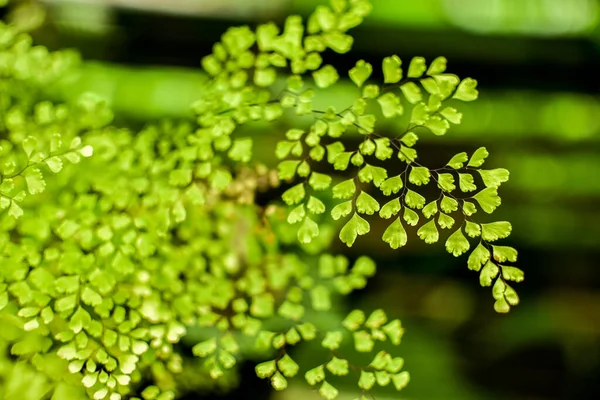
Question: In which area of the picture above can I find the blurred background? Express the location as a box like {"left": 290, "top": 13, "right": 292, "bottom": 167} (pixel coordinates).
{"left": 2, "top": 0, "right": 600, "bottom": 399}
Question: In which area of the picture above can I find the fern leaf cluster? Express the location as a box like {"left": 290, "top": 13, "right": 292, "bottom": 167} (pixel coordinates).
{"left": 0, "top": 0, "right": 523, "bottom": 399}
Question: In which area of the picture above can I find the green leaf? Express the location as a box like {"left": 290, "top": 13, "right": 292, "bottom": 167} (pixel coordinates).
{"left": 254, "top": 67, "right": 277, "bottom": 87}
{"left": 428, "top": 93, "right": 443, "bottom": 111}
{"left": 319, "top": 381, "right": 339, "bottom": 400}
{"left": 358, "top": 164, "right": 388, "bottom": 187}
{"left": 400, "top": 150, "right": 420, "bottom": 169}
{"left": 307, "top": 196, "right": 326, "bottom": 215}
{"left": 409, "top": 166, "right": 430, "bottom": 185}
{"left": 380, "top": 176, "right": 403, "bottom": 196}
{"left": 438, "top": 213, "right": 455, "bottom": 229}
{"left": 391, "top": 371, "right": 410, "bottom": 391}
{"left": 376, "top": 371, "right": 391, "bottom": 386}
{"left": 377, "top": 92, "right": 403, "bottom": 118}
{"left": 282, "top": 183, "right": 305, "bottom": 205}
{"left": 422, "top": 200, "right": 438, "bottom": 218}
{"left": 459, "top": 173, "right": 477, "bottom": 192}
{"left": 453, "top": 78, "right": 479, "bottom": 101}
{"left": 297, "top": 323, "right": 318, "bottom": 340}
{"left": 332, "top": 179, "right": 356, "bottom": 199}
{"left": 467, "top": 147, "right": 488, "bottom": 167}
{"left": 446, "top": 152, "right": 468, "bottom": 169}
{"left": 81, "top": 286, "right": 102, "bottom": 306}
{"left": 326, "top": 357, "right": 349, "bottom": 376}
{"left": 342, "top": 310, "right": 365, "bottom": 331}
{"left": 492, "top": 277, "right": 506, "bottom": 300}
{"left": 492, "top": 246, "right": 518, "bottom": 262}
{"left": 421, "top": 78, "right": 440, "bottom": 94}
{"left": 298, "top": 160, "right": 311, "bottom": 177}
{"left": 382, "top": 55, "right": 402, "bottom": 84}
{"left": 481, "top": 221, "right": 512, "bottom": 242}
{"left": 309, "top": 172, "right": 332, "bottom": 190}
{"left": 288, "top": 204, "right": 306, "bottom": 224}
{"left": 311, "top": 285, "right": 331, "bottom": 311}
{"left": 57, "top": 220, "right": 80, "bottom": 239}
{"left": 403, "top": 207, "right": 419, "bottom": 226}
{"left": 363, "top": 84, "right": 379, "bottom": 99}
{"left": 372, "top": 353, "right": 393, "bottom": 371}
{"left": 350, "top": 152, "right": 364, "bottom": 166}
{"left": 339, "top": 213, "right": 370, "bottom": 246}
{"left": 425, "top": 116, "right": 450, "bottom": 135}
{"left": 407, "top": 56, "right": 426, "bottom": 78}
{"left": 251, "top": 296, "right": 276, "bottom": 322}
{"left": 46, "top": 157, "right": 63, "bottom": 173}
{"left": 437, "top": 173, "right": 456, "bottom": 192}
{"left": 382, "top": 319, "right": 404, "bottom": 345}
{"left": 427, "top": 56, "right": 447, "bottom": 75}
{"left": 354, "top": 330, "right": 375, "bottom": 352}
{"left": 479, "top": 168, "right": 510, "bottom": 188}
{"left": 446, "top": 229, "right": 470, "bottom": 256}
{"left": 417, "top": 220, "right": 439, "bottom": 244}
{"left": 379, "top": 198, "right": 401, "bottom": 219}
{"left": 298, "top": 217, "right": 320, "bottom": 243}
{"left": 358, "top": 370, "right": 376, "bottom": 390}
{"left": 405, "top": 189, "right": 425, "bottom": 209}
{"left": 25, "top": 168, "right": 45, "bottom": 195}
{"left": 356, "top": 191, "right": 380, "bottom": 215}
{"left": 440, "top": 107, "right": 463, "bottom": 124}
{"left": 382, "top": 218, "right": 407, "bottom": 249}
{"left": 365, "top": 309, "right": 387, "bottom": 328}
{"left": 463, "top": 201, "right": 477, "bottom": 216}
{"left": 256, "top": 360, "right": 276, "bottom": 379}
{"left": 278, "top": 160, "right": 300, "bottom": 180}
{"left": 69, "top": 307, "right": 91, "bottom": 334}
{"left": 374, "top": 138, "right": 393, "bottom": 160}
{"left": 8, "top": 201, "right": 23, "bottom": 219}
{"left": 333, "top": 152, "right": 351, "bottom": 170}
{"left": 287, "top": 128, "right": 305, "bottom": 140}
{"left": 480, "top": 260, "right": 499, "bottom": 286}
{"left": 324, "top": 31, "right": 353, "bottom": 53}
{"left": 353, "top": 256, "right": 376, "bottom": 277}
{"left": 313, "top": 65, "right": 339, "bottom": 88}
{"left": 23, "top": 136, "right": 38, "bottom": 158}
{"left": 278, "top": 354, "right": 300, "bottom": 378}
{"left": 327, "top": 121, "right": 346, "bottom": 138}
{"left": 465, "top": 221, "right": 481, "bottom": 238}
{"left": 271, "top": 371, "right": 288, "bottom": 391}
{"left": 305, "top": 365, "right": 326, "bottom": 386}
{"left": 473, "top": 187, "right": 501, "bottom": 213}
{"left": 349, "top": 60, "right": 372, "bottom": 87}
{"left": 467, "top": 243, "right": 490, "bottom": 271}
{"left": 228, "top": 138, "right": 253, "bottom": 162}
{"left": 440, "top": 196, "right": 458, "bottom": 213}
{"left": 494, "top": 297, "right": 510, "bottom": 313}
{"left": 169, "top": 169, "right": 193, "bottom": 187}
{"left": 359, "top": 139, "right": 376, "bottom": 155}
{"left": 410, "top": 103, "right": 429, "bottom": 125}
{"left": 310, "top": 145, "right": 326, "bottom": 161}
{"left": 331, "top": 201, "right": 353, "bottom": 220}
{"left": 503, "top": 285, "right": 519, "bottom": 308}
{"left": 400, "top": 82, "right": 422, "bottom": 104}
{"left": 322, "top": 331, "right": 343, "bottom": 350}
{"left": 401, "top": 132, "right": 419, "bottom": 147}
{"left": 502, "top": 266, "right": 524, "bottom": 282}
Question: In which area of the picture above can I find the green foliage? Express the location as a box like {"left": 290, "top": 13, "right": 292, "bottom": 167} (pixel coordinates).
{"left": 0, "top": 0, "right": 525, "bottom": 399}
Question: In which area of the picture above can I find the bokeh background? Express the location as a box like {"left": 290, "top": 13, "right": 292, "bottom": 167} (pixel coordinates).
{"left": 3, "top": 0, "right": 600, "bottom": 399}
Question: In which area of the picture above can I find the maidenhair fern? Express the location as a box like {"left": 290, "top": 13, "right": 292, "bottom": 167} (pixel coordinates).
{"left": 0, "top": 0, "right": 524, "bottom": 399}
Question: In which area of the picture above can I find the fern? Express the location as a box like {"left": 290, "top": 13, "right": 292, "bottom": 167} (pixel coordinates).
{"left": 0, "top": 0, "right": 524, "bottom": 399}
